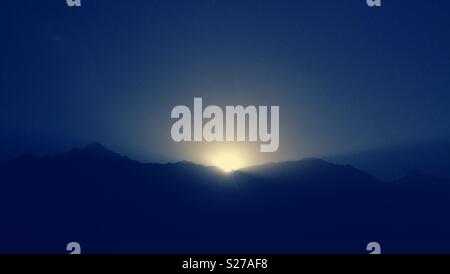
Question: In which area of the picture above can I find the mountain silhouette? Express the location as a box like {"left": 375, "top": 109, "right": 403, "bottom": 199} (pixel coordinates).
{"left": 0, "top": 143, "right": 449, "bottom": 253}
{"left": 327, "top": 140, "right": 450, "bottom": 181}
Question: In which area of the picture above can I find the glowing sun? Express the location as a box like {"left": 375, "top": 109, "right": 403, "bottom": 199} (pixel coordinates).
{"left": 211, "top": 151, "right": 244, "bottom": 173}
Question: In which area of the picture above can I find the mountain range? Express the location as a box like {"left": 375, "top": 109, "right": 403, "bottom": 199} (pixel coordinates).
{"left": 326, "top": 140, "right": 450, "bottom": 181}
{"left": 0, "top": 142, "right": 449, "bottom": 253}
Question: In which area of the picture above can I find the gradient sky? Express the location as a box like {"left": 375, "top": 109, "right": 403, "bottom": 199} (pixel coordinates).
{"left": 1, "top": 0, "right": 449, "bottom": 167}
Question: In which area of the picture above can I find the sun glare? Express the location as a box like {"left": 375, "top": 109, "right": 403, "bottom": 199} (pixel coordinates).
{"left": 212, "top": 151, "right": 244, "bottom": 173}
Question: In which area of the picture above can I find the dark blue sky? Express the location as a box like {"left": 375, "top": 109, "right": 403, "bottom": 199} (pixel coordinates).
{"left": 1, "top": 0, "right": 449, "bottom": 165}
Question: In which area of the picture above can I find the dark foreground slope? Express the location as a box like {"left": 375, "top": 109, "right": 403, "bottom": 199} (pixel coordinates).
{"left": 0, "top": 143, "right": 449, "bottom": 253}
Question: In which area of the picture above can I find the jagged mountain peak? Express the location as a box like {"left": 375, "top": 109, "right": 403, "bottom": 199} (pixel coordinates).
{"left": 63, "top": 142, "right": 126, "bottom": 161}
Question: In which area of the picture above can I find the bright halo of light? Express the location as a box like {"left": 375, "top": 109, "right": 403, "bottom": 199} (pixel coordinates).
{"left": 212, "top": 151, "right": 244, "bottom": 173}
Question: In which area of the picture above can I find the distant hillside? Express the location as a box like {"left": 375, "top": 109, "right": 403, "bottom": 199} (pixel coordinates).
{"left": 325, "top": 141, "right": 450, "bottom": 181}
